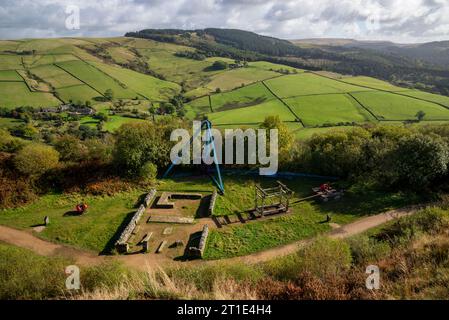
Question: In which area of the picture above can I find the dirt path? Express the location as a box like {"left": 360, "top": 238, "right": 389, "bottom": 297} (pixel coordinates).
{"left": 0, "top": 205, "right": 424, "bottom": 270}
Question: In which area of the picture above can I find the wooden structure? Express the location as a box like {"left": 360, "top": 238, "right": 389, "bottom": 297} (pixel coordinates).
{"left": 254, "top": 181, "right": 294, "bottom": 216}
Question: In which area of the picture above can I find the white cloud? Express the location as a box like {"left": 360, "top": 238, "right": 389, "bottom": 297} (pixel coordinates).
{"left": 0, "top": 0, "right": 448, "bottom": 42}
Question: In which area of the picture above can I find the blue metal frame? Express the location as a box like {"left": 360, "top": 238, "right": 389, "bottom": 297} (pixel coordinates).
{"left": 163, "top": 120, "right": 225, "bottom": 194}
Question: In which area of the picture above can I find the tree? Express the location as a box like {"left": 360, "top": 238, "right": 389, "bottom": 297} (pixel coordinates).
{"left": 113, "top": 122, "right": 174, "bottom": 177}
{"left": 14, "top": 144, "right": 59, "bottom": 177}
{"left": 148, "top": 104, "right": 157, "bottom": 121}
{"left": 416, "top": 110, "right": 426, "bottom": 122}
{"left": 260, "top": 116, "right": 294, "bottom": 162}
{"left": 104, "top": 89, "right": 114, "bottom": 101}
{"left": 211, "top": 60, "right": 228, "bottom": 70}
{"left": 394, "top": 134, "right": 449, "bottom": 188}
{"left": 54, "top": 135, "right": 88, "bottom": 162}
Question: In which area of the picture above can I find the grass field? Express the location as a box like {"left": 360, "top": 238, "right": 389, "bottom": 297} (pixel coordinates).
{"left": 203, "top": 176, "right": 420, "bottom": 259}
{"left": 208, "top": 99, "right": 296, "bottom": 125}
{"left": 0, "top": 40, "right": 21, "bottom": 52}
{"left": 91, "top": 61, "right": 180, "bottom": 101}
{"left": 0, "top": 55, "right": 23, "bottom": 70}
{"left": 0, "top": 82, "right": 60, "bottom": 109}
{"left": 185, "top": 96, "right": 211, "bottom": 119}
{"left": 55, "top": 60, "right": 137, "bottom": 99}
{"left": 56, "top": 85, "right": 101, "bottom": 104}
{"left": 0, "top": 70, "right": 22, "bottom": 81}
{"left": 23, "top": 54, "right": 78, "bottom": 68}
{"left": 30, "top": 64, "right": 83, "bottom": 88}
{"left": 79, "top": 114, "right": 147, "bottom": 132}
{"left": 248, "top": 61, "right": 302, "bottom": 73}
{"left": 284, "top": 93, "right": 376, "bottom": 126}
{"left": 341, "top": 76, "right": 408, "bottom": 91}
{"left": 210, "top": 82, "right": 276, "bottom": 112}
{"left": 206, "top": 68, "right": 278, "bottom": 92}
{"left": 293, "top": 126, "right": 355, "bottom": 140}
{"left": 400, "top": 90, "right": 449, "bottom": 108}
{"left": 264, "top": 73, "right": 373, "bottom": 98}
{"left": 107, "top": 47, "right": 136, "bottom": 64}
{"left": 0, "top": 191, "right": 144, "bottom": 253}
{"left": 137, "top": 45, "right": 226, "bottom": 91}
{"left": 352, "top": 91, "right": 449, "bottom": 121}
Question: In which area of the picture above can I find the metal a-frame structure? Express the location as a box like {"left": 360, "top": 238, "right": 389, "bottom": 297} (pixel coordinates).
{"left": 163, "top": 120, "right": 225, "bottom": 194}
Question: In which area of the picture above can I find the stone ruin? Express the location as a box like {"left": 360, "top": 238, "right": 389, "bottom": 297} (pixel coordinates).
{"left": 115, "top": 189, "right": 157, "bottom": 254}
{"left": 209, "top": 190, "right": 218, "bottom": 215}
{"left": 189, "top": 225, "right": 209, "bottom": 259}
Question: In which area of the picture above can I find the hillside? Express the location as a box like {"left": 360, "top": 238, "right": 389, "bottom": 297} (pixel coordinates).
{"left": 2, "top": 34, "right": 449, "bottom": 139}
{"left": 128, "top": 28, "right": 449, "bottom": 96}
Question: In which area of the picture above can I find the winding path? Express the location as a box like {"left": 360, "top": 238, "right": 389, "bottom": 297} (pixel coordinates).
{"left": 0, "top": 205, "right": 424, "bottom": 271}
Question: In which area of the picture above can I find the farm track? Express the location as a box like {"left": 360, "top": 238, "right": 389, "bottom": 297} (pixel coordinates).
{"left": 0, "top": 204, "right": 425, "bottom": 271}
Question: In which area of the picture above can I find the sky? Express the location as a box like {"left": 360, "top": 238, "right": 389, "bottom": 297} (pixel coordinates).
{"left": 0, "top": 0, "right": 448, "bottom": 43}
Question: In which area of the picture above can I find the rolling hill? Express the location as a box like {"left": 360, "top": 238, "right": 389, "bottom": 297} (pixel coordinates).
{"left": 2, "top": 30, "right": 449, "bottom": 138}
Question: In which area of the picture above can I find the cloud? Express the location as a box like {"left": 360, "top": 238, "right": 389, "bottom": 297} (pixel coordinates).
{"left": 0, "top": 0, "right": 448, "bottom": 43}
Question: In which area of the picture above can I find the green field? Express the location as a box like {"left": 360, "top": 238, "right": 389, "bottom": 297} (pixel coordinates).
{"left": 56, "top": 85, "right": 101, "bottom": 104}
{"left": 23, "top": 54, "right": 78, "bottom": 68}
{"left": 341, "top": 76, "right": 408, "bottom": 91}
{"left": 0, "top": 191, "right": 143, "bottom": 252}
{"left": 248, "top": 61, "right": 303, "bottom": 73}
{"left": 203, "top": 176, "right": 419, "bottom": 259}
{"left": 0, "top": 55, "right": 23, "bottom": 70}
{"left": 400, "top": 90, "right": 449, "bottom": 108}
{"left": 0, "top": 82, "right": 60, "bottom": 109}
{"left": 31, "top": 64, "right": 83, "bottom": 88}
{"left": 80, "top": 114, "right": 147, "bottom": 132}
{"left": 55, "top": 60, "right": 137, "bottom": 99}
{"left": 91, "top": 61, "right": 180, "bottom": 101}
{"left": 0, "top": 70, "right": 21, "bottom": 81}
{"left": 206, "top": 67, "right": 278, "bottom": 92}
{"left": 210, "top": 82, "right": 276, "bottom": 112}
{"left": 185, "top": 96, "right": 211, "bottom": 119}
{"left": 0, "top": 40, "right": 21, "bottom": 52}
{"left": 284, "top": 93, "right": 376, "bottom": 126}
{"left": 352, "top": 91, "right": 449, "bottom": 120}
{"left": 208, "top": 99, "right": 296, "bottom": 125}
{"left": 293, "top": 126, "right": 355, "bottom": 140}
{"left": 264, "top": 73, "right": 372, "bottom": 98}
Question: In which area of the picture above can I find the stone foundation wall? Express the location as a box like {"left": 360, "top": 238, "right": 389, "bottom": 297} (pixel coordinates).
{"left": 115, "top": 189, "right": 156, "bottom": 254}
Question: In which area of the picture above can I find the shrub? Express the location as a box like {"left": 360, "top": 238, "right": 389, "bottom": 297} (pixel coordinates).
{"left": 139, "top": 161, "right": 157, "bottom": 183}
{"left": 376, "top": 207, "right": 449, "bottom": 244}
{"left": 0, "top": 243, "right": 69, "bottom": 299}
{"left": 296, "top": 237, "right": 352, "bottom": 279}
{"left": 54, "top": 135, "right": 88, "bottom": 162}
{"left": 14, "top": 143, "right": 59, "bottom": 177}
{"left": 0, "top": 129, "right": 25, "bottom": 153}
{"left": 346, "top": 235, "right": 391, "bottom": 265}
